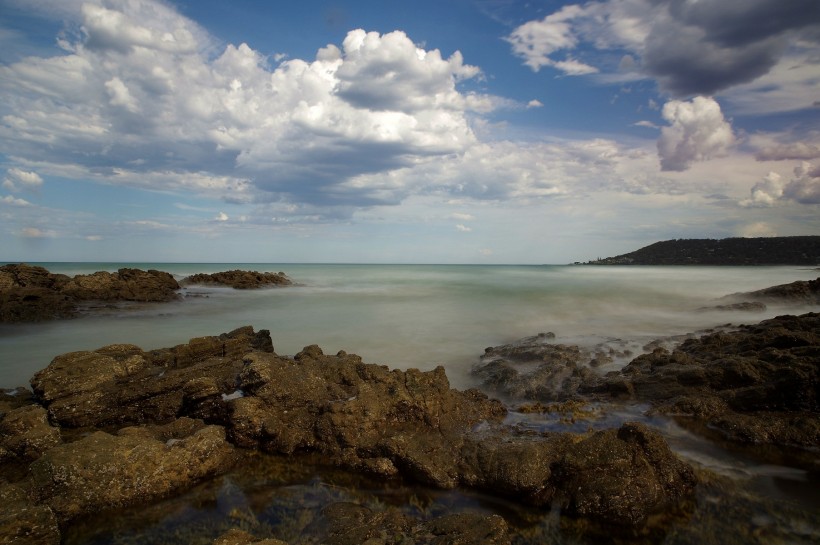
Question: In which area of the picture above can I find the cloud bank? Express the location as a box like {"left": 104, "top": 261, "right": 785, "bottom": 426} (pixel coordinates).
{"left": 507, "top": 0, "right": 820, "bottom": 101}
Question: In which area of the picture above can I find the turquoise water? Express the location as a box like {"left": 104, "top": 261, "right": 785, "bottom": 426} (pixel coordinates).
{"left": 1, "top": 263, "right": 817, "bottom": 389}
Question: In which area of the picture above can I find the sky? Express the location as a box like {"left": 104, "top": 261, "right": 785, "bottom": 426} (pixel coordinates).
{"left": 0, "top": 0, "right": 818, "bottom": 264}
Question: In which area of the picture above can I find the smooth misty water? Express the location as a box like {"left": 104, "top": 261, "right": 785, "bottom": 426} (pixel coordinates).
{"left": 1, "top": 263, "right": 818, "bottom": 389}
{"left": 2, "top": 263, "right": 819, "bottom": 544}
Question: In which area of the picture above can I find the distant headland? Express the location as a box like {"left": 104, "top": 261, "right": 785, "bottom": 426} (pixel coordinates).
{"left": 582, "top": 236, "right": 820, "bottom": 265}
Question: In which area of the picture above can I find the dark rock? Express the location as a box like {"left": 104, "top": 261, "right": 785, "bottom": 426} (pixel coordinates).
{"left": 550, "top": 422, "right": 696, "bottom": 527}
{"left": 0, "top": 264, "right": 180, "bottom": 323}
{"left": 590, "top": 313, "right": 820, "bottom": 448}
{"left": 473, "top": 335, "right": 624, "bottom": 402}
{"left": 182, "top": 270, "right": 292, "bottom": 289}
{"left": 727, "top": 277, "right": 820, "bottom": 305}
{"left": 302, "top": 502, "right": 511, "bottom": 545}
{"left": 697, "top": 301, "right": 767, "bottom": 312}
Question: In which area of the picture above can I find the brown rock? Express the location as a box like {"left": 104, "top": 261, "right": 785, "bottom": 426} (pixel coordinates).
{"left": 30, "top": 424, "right": 237, "bottom": 522}
{"left": 0, "top": 483, "right": 60, "bottom": 545}
{"left": 182, "top": 270, "right": 292, "bottom": 289}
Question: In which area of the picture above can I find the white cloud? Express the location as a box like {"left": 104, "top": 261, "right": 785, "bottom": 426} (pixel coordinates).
{"left": 657, "top": 96, "right": 735, "bottom": 171}
{"left": 739, "top": 172, "right": 784, "bottom": 207}
{"left": 450, "top": 212, "right": 475, "bottom": 221}
{"left": 3, "top": 168, "right": 43, "bottom": 192}
{"left": 20, "top": 226, "right": 55, "bottom": 238}
{"left": 739, "top": 161, "right": 820, "bottom": 207}
{"left": 737, "top": 222, "right": 778, "bottom": 238}
{"left": 1, "top": 195, "right": 32, "bottom": 206}
{"left": 215, "top": 211, "right": 229, "bottom": 221}
{"left": 455, "top": 223, "right": 472, "bottom": 232}
{"left": 526, "top": 99, "right": 543, "bottom": 109}
{"left": 0, "top": 1, "right": 498, "bottom": 210}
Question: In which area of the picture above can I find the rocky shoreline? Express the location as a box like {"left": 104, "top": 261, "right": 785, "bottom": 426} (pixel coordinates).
{"left": 0, "top": 274, "right": 817, "bottom": 544}
{"left": 0, "top": 264, "right": 293, "bottom": 323}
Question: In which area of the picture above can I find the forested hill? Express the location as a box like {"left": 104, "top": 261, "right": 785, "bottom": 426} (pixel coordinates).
{"left": 585, "top": 236, "right": 820, "bottom": 265}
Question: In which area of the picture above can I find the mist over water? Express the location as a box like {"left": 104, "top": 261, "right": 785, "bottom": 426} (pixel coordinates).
{"left": 1, "top": 263, "right": 817, "bottom": 390}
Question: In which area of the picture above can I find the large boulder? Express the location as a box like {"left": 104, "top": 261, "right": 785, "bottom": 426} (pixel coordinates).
{"left": 0, "top": 483, "right": 60, "bottom": 545}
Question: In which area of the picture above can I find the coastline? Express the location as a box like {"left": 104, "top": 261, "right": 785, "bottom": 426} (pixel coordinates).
{"left": 0, "top": 266, "right": 816, "bottom": 543}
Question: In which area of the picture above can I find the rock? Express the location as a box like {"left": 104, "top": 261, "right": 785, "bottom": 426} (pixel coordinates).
{"left": 550, "top": 422, "right": 696, "bottom": 527}
{"left": 473, "top": 334, "right": 623, "bottom": 401}
{"left": 589, "top": 313, "right": 820, "bottom": 448}
{"left": 213, "top": 529, "right": 289, "bottom": 545}
{"left": 724, "top": 277, "right": 820, "bottom": 305}
{"left": 0, "top": 483, "right": 60, "bottom": 545}
{"left": 61, "top": 268, "right": 180, "bottom": 302}
{"left": 182, "top": 270, "right": 292, "bottom": 289}
{"left": 30, "top": 424, "right": 237, "bottom": 522}
{"left": 0, "top": 264, "right": 180, "bottom": 323}
{"left": 0, "top": 405, "right": 61, "bottom": 462}
{"left": 303, "top": 502, "right": 510, "bottom": 545}
{"left": 17, "top": 327, "right": 696, "bottom": 536}
{"left": 227, "top": 347, "right": 695, "bottom": 527}
{"left": 696, "top": 301, "right": 767, "bottom": 312}
{"left": 30, "top": 327, "right": 274, "bottom": 428}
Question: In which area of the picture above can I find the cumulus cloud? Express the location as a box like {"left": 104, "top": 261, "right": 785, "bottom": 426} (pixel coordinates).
{"left": 455, "top": 224, "right": 472, "bottom": 232}
{"left": 739, "top": 172, "right": 785, "bottom": 208}
{"left": 3, "top": 168, "right": 43, "bottom": 192}
{"left": 740, "top": 162, "right": 820, "bottom": 207}
{"left": 657, "top": 97, "right": 735, "bottom": 171}
{"left": 783, "top": 161, "right": 820, "bottom": 204}
{"left": 0, "top": 0, "right": 494, "bottom": 212}
{"left": 215, "top": 212, "right": 229, "bottom": 222}
{"left": 20, "top": 227, "right": 55, "bottom": 238}
{"left": 526, "top": 99, "right": 543, "bottom": 109}
{"left": 506, "top": 0, "right": 820, "bottom": 98}
{"left": 1, "top": 195, "right": 32, "bottom": 206}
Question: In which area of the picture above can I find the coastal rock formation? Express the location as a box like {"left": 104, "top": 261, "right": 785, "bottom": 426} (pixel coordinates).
{"left": 473, "top": 333, "right": 630, "bottom": 402}
{"left": 0, "top": 326, "right": 697, "bottom": 539}
{"left": 590, "top": 313, "right": 819, "bottom": 447}
{"left": 182, "top": 270, "right": 292, "bottom": 289}
{"left": 476, "top": 312, "right": 819, "bottom": 450}
{"left": 725, "top": 277, "right": 820, "bottom": 305}
{"left": 0, "top": 264, "right": 181, "bottom": 323}
{"left": 61, "top": 267, "right": 180, "bottom": 302}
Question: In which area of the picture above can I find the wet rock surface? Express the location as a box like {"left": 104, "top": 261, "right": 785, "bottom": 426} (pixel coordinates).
{"left": 0, "top": 264, "right": 180, "bottom": 323}
{"left": 591, "top": 313, "right": 820, "bottom": 447}
{"left": 0, "top": 326, "right": 699, "bottom": 543}
{"left": 475, "top": 312, "right": 819, "bottom": 450}
{"left": 182, "top": 270, "right": 292, "bottom": 289}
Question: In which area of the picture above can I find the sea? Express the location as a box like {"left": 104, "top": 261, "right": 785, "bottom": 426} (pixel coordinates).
{"left": 1, "top": 262, "right": 817, "bottom": 389}
{"left": 2, "top": 263, "right": 819, "bottom": 544}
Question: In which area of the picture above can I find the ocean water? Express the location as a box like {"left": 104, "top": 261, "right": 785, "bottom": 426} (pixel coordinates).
{"left": 1, "top": 263, "right": 817, "bottom": 389}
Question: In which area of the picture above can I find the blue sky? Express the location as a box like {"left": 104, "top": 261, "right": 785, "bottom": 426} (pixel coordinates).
{"left": 0, "top": 0, "right": 818, "bottom": 264}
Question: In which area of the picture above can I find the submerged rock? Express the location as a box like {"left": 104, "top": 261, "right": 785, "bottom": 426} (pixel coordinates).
{"left": 182, "top": 270, "right": 292, "bottom": 289}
